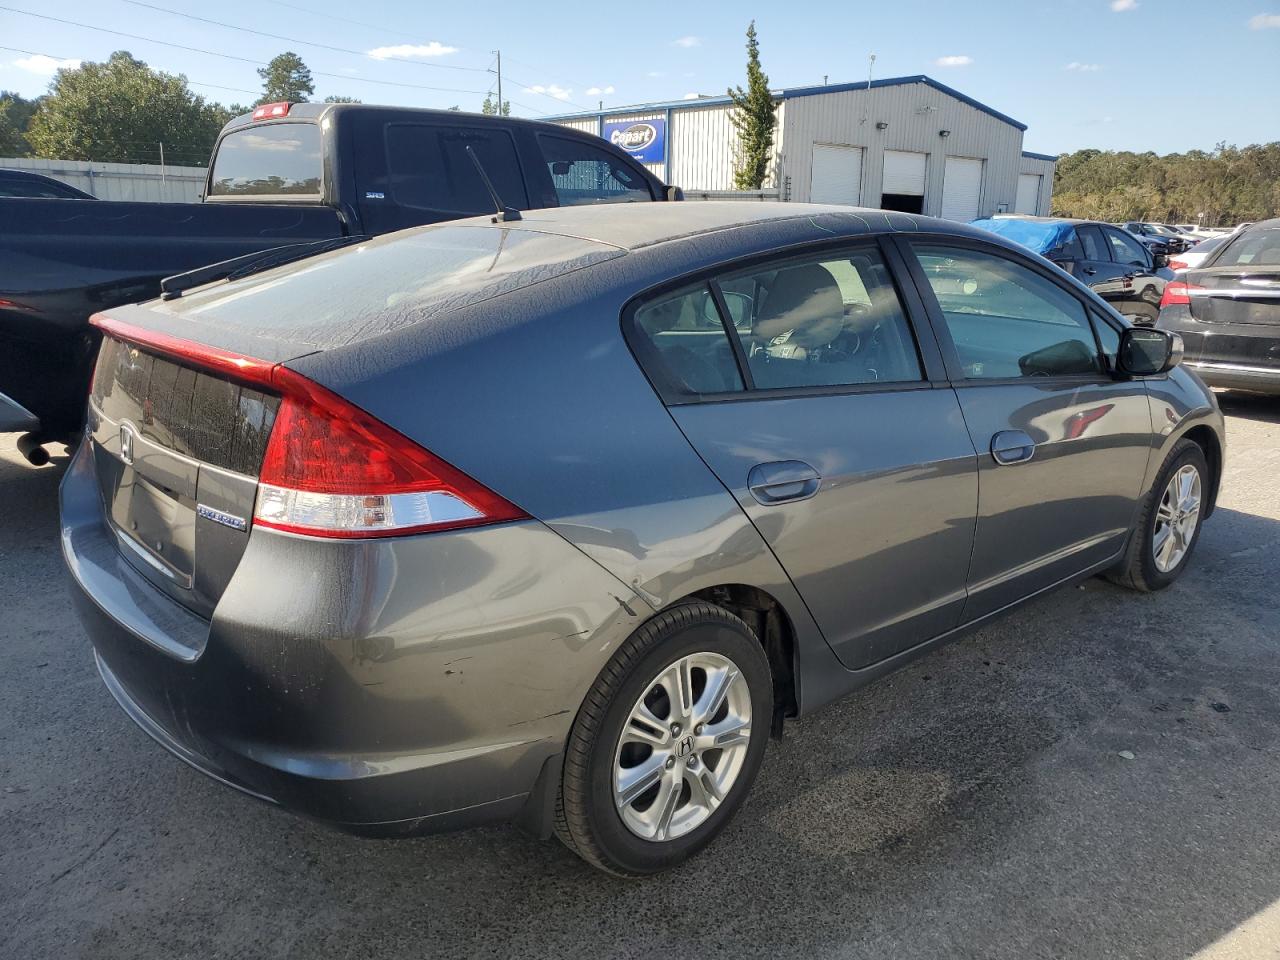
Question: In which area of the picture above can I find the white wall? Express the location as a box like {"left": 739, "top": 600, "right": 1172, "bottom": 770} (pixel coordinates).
{"left": 0, "top": 157, "right": 207, "bottom": 202}
{"left": 1018, "top": 154, "right": 1057, "bottom": 216}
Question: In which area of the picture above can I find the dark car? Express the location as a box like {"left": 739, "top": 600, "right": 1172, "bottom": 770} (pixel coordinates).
{"left": 64, "top": 202, "right": 1223, "bottom": 876}
{"left": 1156, "top": 218, "right": 1280, "bottom": 392}
{"left": 971, "top": 216, "right": 1168, "bottom": 323}
{"left": 0, "top": 168, "right": 96, "bottom": 200}
{"left": 0, "top": 102, "right": 673, "bottom": 464}
{"left": 1123, "top": 222, "right": 1192, "bottom": 254}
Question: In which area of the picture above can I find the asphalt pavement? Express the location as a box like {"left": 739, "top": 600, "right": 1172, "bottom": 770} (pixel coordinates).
{"left": 3, "top": 394, "right": 1280, "bottom": 960}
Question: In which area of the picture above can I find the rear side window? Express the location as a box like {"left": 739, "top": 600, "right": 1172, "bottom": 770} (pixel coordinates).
{"left": 538, "top": 135, "right": 653, "bottom": 205}
{"left": 1077, "top": 225, "right": 1108, "bottom": 261}
{"left": 1215, "top": 227, "right": 1280, "bottom": 267}
{"left": 631, "top": 286, "right": 744, "bottom": 396}
{"left": 386, "top": 124, "right": 529, "bottom": 214}
{"left": 717, "top": 248, "right": 922, "bottom": 389}
{"left": 209, "top": 122, "right": 322, "bottom": 197}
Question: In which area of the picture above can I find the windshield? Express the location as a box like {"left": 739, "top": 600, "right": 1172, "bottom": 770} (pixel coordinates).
{"left": 208, "top": 121, "right": 322, "bottom": 197}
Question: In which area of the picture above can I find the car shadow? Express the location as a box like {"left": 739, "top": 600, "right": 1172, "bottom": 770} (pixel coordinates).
{"left": 1214, "top": 390, "right": 1280, "bottom": 424}
{"left": 5, "top": 442, "right": 1280, "bottom": 960}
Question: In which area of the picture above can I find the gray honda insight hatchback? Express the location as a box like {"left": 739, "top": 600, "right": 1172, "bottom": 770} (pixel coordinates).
{"left": 63, "top": 203, "right": 1224, "bottom": 876}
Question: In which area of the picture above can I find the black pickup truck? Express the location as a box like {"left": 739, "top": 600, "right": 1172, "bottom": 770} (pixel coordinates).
{"left": 0, "top": 102, "right": 672, "bottom": 462}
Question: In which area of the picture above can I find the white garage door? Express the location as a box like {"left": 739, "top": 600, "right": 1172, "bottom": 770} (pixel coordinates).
{"left": 941, "top": 157, "right": 984, "bottom": 221}
{"left": 810, "top": 143, "right": 863, "bottom": 205}
{"left": 882, "top": 150, "right": 927, "bottom": 196}
{"left": 1015, "top": 174, "right": 1042, "bottom": 215}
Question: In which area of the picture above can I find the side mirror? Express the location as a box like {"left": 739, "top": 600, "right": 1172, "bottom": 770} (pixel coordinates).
{"left": 666, "top": 185, "right": 684, "bottom": 202}
{"left": 1152, "top": 252, "right": 1169, "bottom": 269}
{"left": 1119, "top": 327, "right": 1183, "bottom": 376}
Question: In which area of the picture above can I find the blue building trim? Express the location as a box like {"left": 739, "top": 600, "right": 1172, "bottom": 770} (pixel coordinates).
{"left": 1021, "top": 150, "right": 1059, "bottom": 162}
{"left": 542, "top": 74, "right": 1028, "bottom": 132}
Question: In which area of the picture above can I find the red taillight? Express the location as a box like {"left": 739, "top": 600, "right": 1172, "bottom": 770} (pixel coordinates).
{"left": 88, "top": 312, "right": 527, "bottom": 539}
{"left": 1160, "top": 281, "right": 1204, "bottom": 307}
{"left": 1167, "top": 260, "right": 1189, "bottom": 271}
{"left": 252, "top": 102, "right": 292, "bottom": 121}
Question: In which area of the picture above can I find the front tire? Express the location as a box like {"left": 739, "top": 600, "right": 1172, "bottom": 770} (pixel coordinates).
{"left": 1108, "top": 438, "right": 1208, "bottom": 591}
{"left": 555, "top": 602, "right": 773, "bottom": 877}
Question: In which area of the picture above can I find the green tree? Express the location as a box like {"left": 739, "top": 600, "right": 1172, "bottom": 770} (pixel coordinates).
{"left": 0, "top": 91, "right": 38, "bottom": 156}
{"left": 25, "top": 52, "right": 228, "bottom": 165}
{"left": 323, "top": 95, "right": 361, "bottom": 103}
{"left": 257, "top": 52, "right": 314, "bottom": 105}
{"left": 481, "top": 94, "right": 510, "bottom": 116}
{"left": 727, "top": 21, "right": 776, "bottom": 190}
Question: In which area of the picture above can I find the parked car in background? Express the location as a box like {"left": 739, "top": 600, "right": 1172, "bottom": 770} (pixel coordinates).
{"left": 1168, "top": 234, "right": 1227, "bottom": 272}
{"left": 0, "top": 169, "right": 96, "bottom": 200}
{"left": 971, "top": 216, "right": 1167, "bottom": 323}
{"left": 0, "top": 102, "right": 674, "bottom": 465}
{"left": 1157, "top": 218, "right": 1280, "bottom": 393}
{"left": 1123, "top": 222, "right": 1192, "bottom": 254}
{"left": 64, "top": 202, "right": 1222, "bottom": 877}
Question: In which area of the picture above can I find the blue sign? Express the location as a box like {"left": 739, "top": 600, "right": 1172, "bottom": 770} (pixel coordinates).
{"left": 603, "top": 118, "right": 665, "bottom": 164}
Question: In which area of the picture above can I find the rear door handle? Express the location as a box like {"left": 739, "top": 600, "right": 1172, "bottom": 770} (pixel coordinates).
{"left": 990, "top": 430, "right": 1036, "bottom": 465}
{"left": 747, "top": 460, "right": 822, "bottom": 505}
{"left": 1081, "top": 266, "right": 1097, "bottom": 276}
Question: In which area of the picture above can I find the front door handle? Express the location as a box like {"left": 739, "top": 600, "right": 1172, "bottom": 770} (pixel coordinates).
{"left": 991, "top": 430, "right": 1036, "bottom": 465}
{"left": 747, "top": 460, "right": 822, "bottom": 505}
{"left": 1081, "top": 266, "right": 1097, "bottom": 276}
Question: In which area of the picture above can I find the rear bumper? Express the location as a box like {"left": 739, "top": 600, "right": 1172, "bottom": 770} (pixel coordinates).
{"left": 1183, "top": 360, "right": 1280, "bottom": 394}
{"left": 61, "top": 439, "right": 648, "bottom": 834}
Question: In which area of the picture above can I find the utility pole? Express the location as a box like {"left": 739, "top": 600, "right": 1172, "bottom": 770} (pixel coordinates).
{"left": 158, "top": 142, "right": 166, "bottom": 183}
{"left": 492, "top": 49, "right": 502, "bottom": 115}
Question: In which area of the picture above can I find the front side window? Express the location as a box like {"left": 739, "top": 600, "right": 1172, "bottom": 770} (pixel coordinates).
{"left": 209, "top": 122, "right": 322, "bottom": 197}
{"left": 716, "top": 248, "right": 922, "bottom": 389}
{"left": 385, "top": 124, "right": 529, "bottom": 214}
{"left": 631, "top": 286, "right": 744, "bottom": 397}
{"left": 912, "top": 244, "right": 1102, "bottom": 380}
{"left": 1104, "top": 228, "right": 1150, "bottom": 267}
{"left": 538, "top": 135, "right": 653, "bottom": 205}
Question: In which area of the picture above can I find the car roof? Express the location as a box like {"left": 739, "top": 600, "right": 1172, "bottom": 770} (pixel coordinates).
{"left": 472, "top": 201, "right": 965, "bottom": 251}
{"left": 986, "top": 214, "right": 1104, "bottom": 227}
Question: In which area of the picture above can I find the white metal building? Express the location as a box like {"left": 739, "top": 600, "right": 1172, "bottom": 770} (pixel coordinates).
{"left": 0, "top": 157, "right": 206, "bottom": 202}
{"left": 548, "top": 75, "right": 1056, "bottom": 220}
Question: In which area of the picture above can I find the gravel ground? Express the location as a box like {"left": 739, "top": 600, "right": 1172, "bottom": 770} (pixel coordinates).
{"left": 2, "top": 394, "right": 1280, "bottom": 960}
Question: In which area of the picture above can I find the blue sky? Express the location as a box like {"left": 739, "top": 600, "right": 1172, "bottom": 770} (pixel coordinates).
{"left": 1, "top": 0, "right": 1277, "bottom": 158}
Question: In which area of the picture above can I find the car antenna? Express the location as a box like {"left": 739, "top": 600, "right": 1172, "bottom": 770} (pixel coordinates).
{"left": 465, "top": 144, "right": 522, "bottom": 222}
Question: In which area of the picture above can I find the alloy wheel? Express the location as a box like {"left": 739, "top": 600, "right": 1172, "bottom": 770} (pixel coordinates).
{"left": 1153, "top": 463, "right": 1202, "bottom": 573}
{"left": 612, "top": 652, "right": 753, "bottom": 842}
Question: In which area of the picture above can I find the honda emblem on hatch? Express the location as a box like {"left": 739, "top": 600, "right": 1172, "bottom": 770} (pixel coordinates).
{"left": 119, "top": 422, "right": 135, "bottom": 465}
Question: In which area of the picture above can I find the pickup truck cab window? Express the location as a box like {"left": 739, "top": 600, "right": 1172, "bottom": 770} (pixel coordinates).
{"left": 208, "top": 122, "right": 322, "bottom": 197}
{"left": 537, "top": 135, "right": 654, "bottom": 205}
{"left": 385, "top": 124, "right": 529, "bottom": 215}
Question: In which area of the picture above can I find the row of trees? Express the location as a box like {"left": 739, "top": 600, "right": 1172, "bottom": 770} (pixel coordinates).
{"left": 1051, "top": 145, "right": 1280, "bottom": 226}
{"left": 0, "top": 51, "right": 362, "bottom": 166}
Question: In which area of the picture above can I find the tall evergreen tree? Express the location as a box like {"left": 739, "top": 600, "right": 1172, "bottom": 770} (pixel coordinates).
{"left": 727, "top": 21, "right": 776, "bottom": 190}
{"left": 256, "top": 52, "right": 314, "bottom": 105}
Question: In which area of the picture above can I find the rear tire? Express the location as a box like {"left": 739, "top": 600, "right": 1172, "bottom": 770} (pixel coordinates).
{"left": 555, "top": 602, "right": 772, "bottom": 877}
{"left": 1107, "top": 438, "right": 1208, "bottom": 591}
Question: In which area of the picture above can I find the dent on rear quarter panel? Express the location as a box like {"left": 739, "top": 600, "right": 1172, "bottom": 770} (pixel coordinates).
{"left": 288, "top": 227, "right": 855, "bottom": 713}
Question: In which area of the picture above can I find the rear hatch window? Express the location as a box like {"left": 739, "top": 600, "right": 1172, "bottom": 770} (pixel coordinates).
{"left": 208, "top": 121, "right": 321, "bottom": 198}
{"left": 161, "top": 225, "right": 624, "bottom": 349}
{"left": 88, "top": 336, "right": 280, "bottom": 618}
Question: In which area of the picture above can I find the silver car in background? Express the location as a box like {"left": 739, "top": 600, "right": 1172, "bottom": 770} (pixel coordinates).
{"left": 62, "top": 203, "right": 1224, "bottom": 876}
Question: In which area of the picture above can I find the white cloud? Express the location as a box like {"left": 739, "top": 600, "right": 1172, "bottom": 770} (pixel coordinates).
{"left": 1110, "top": 0, "right": 1138, "bottom": 11}
{"left": 1249, "top": 12, "right": 1280, "bottom": 28}
{"left": 525, "top": 83, "right": 573, "bottom": 101}
{"left": 935, "top": 55, "right": 973, "bottom": 67}
{"left": 682, "top": 92, "right": 700, "bottom": 99}
{"left": 1066, "top": 61, "right": 1102, "bottom": 71}
{"left": 646, "top": 70, "right": 665, "bottom": 78}
{"left": 366, "top": 42, "right": 458, "bottom": 60}
{"left": 672, "top": 36, "right": 701, "bottom": 48}
{"left": 585, "top": 85, "right": 615, "bottom": 96}
{"left": 14, "top": 55, "right": 81, "bottom": 75}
